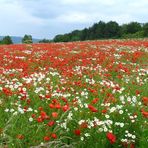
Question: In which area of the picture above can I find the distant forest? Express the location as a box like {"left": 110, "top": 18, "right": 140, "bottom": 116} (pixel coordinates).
{"left": 1, "top": 21, "right": 148, "bottom": 45}
{"left": 51, "top": 21, "right": 148, "bottom": 42}
{"left": 39, "top": 21, "right": 148, "bottom": 43}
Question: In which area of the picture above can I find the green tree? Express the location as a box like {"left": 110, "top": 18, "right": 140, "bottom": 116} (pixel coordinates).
{"left": 39, "top": 39, "right": 52, "bottom": 43}
{"left": 80, "top": 28, "right": 89, "bottom": 41}
{"left": 22, "top": 35, "right": 33, "bottom": 44}
{"left": 69, "top": 30, "right": 81, "bottom": 41}
{"left": 2, "top": 36, "right": 13, "bottom": 45}
{"left": 143, "top": 23, "right": 148, "bottom": 37}
{"left": 54, "top": 34, "right": 71, "bottom": 42}
{"left": 121, "top": 22, "right": 142, "bottom": 34}
{"left": 104, "top": 21, "right": 120, "bottom": 38}
{"left": 95, "top": 21, "right": 106, "bottom": 39}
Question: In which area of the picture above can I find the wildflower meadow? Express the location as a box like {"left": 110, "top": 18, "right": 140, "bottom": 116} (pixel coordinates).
{"left": 0, "top": 40, "right": 148, "bottom": 148}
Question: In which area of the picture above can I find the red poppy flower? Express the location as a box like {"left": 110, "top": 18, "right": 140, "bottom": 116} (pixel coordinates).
{"left": 38, "top": 107, "right": 43, "bottom": 111}
{"left": 130, "top": 143, "right": 135, "bottom": 148}
{"left": 62, "top": 105, "right": 70, "bottom": 112}
{"left": 74, "top": 129, "right": 81, "bottom": 136}
{"left": 91, "top": 98, "right": 99, "bottom": 104}
{"left": 141, "top": 109, "right": 148, "bottom": 118}
{"left": 44, "top": 136, "right": 50, "bottom": 141}
{"left": 17, "top": 134, "right": 24, "bottom": 140}
{"left": 142, "top": 97, "right": 148, "bottom": 106}
{"left": 61, "top": 97, "right": 68, "bottom": 103}
{"left": 37, "top": 117, "right": 43, "bottom": 123}
{"left": 102, "top": 109, "right": 107, "bottom": 114}
{"left": 52, "top": 112, "right": 58, "bottom": 118}
{"left": 106, "top": 132, "right": 116, "bottom": 144}
{"left": 51, "top": 133, "right": 57, "bottom": 139}
{"left": 47, "top": 121, "right": 55, "bottom": 126}
{"left": 45, "top": 94, "right": 51, "bottom": 99}
{"left": 40, "top": 111, "right": 48, "bottom": 119}
{"left": 31, "top": 114, "right": 36, "bottom": 118}
{"left": 80, "top": 122, "right": 88, "bottom": 128}
{"left": 27, "top": 99, "right": 31, "bottom": 104}
{"left": 2, "top": 87, "right": 12, "bottom": 96}
{"left": 49, "top": 103, "right": 55, "bottom": 109}
{"left": 55, "top": 104, "right": 61, "bottom": 109}
{"left": 88, "top": 104, "right": 98, "bottom": 112}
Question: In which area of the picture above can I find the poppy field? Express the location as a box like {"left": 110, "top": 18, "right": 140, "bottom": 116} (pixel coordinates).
{"left": 0, "top": 40, "right": 148, "bottom": 148}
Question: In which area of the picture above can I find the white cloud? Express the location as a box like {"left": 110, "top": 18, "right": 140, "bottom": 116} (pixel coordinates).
{"left": 56, "top": 12, "right": 92, "bottom": 23}
{"left": 0, "top": 1, "right": 47, "bottom": 37}
{"left": 0, "top": 0, "right": 147, "bottom": 38}
{"left": 0, "top": 1, "right": 45, "bottom": 25}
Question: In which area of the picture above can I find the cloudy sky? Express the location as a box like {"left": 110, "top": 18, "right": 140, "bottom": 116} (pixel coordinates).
{"left": 0, "top": 0, "right": 148, "bottom": 39}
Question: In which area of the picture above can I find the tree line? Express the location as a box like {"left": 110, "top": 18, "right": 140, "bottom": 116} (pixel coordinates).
{"left": 0, "top": 21, "right": 148, "bottom": 45}
{"left": 52, "top": 21, "right": 148, "bottom": 42}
